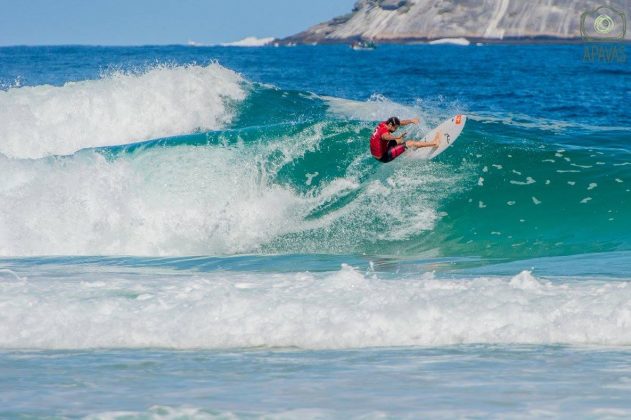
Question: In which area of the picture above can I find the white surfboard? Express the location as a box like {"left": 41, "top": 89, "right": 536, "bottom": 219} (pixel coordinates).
{"left": 405, "top": 114, "right": 467, "bottom": 160}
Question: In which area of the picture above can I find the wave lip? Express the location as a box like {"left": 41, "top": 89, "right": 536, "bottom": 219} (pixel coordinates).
{"left": 0, "top": 63, "right": 246, "bottom": 159}
{"left": 1, "top": 266, "right": 629, "bottom": 350}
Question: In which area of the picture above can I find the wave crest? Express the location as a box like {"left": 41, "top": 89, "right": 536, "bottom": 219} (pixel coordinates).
{"left": 0, "top": 63, "right": 246, "bottom": 159}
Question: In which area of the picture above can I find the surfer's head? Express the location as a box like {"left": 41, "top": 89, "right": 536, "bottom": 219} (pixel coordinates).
{"left": 386, "top": 117, "right": 400, "bottom": 131}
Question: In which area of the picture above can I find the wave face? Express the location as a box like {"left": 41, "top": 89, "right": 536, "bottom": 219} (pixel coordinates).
{"left": 0, "top": 63, "right": 630, "bottom": 258}
{"left": 0, "top": 63, "right": 245, "bottom": 159}
{"left": 0, "top": 264, "right": 629, "bottom": 349}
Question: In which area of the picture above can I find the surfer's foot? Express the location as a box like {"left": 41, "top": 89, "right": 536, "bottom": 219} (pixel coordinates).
{"left": 417, "top": 132, "right": 440, "bottom": 148}
{"left": 430, "top": 131, "right": 441, "bottom": 147}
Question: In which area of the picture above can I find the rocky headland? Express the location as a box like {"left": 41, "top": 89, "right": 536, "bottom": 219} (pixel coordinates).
{"left": 280, "top": 0, "right": 630, "bottom": 44}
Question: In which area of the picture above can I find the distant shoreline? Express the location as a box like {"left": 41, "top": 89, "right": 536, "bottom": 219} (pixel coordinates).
{"left": 0, "top": 38, "right": 629, "bottom": 48}
{"left": 277, "top": 36, "right": 631, "bottom": 46}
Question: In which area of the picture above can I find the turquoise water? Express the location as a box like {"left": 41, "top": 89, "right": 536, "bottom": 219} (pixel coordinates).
{"left": 0, "top": 44, "right": 630, "bottom": 418}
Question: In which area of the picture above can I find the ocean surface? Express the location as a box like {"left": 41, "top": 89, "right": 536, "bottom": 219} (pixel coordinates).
{"left": 0, "top": 44, "right": 629, "bottom": 418}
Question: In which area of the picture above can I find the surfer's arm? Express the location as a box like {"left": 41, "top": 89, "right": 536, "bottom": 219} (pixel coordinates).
{"left": 400, "top": 118, "right": 420, "bottom": 126}
{"left": 381, "top": 132, "right": 405, "bottom": 142}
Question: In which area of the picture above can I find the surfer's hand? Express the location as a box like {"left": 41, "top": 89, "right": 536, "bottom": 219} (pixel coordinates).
{"left": 399, "top": 132, "right": 407, "bottom": 140}
{"left": 410, "top": 118, "right": 419, "bottom": 125}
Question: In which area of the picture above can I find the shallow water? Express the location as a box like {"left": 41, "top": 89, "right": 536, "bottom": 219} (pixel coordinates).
{"left": 3, "top": 346, "right": 631, "bottom": 418}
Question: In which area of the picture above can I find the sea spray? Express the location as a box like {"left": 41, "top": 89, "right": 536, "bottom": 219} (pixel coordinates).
{"left": 0, "top": 63, "right": 245, "bottom": 158}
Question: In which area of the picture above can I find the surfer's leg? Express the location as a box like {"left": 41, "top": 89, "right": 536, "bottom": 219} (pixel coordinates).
{"left": 379, "top": 143, "right": 406, "bottom": 163}
{"left": 378, "top": 142, "right": 406, "bottom": 163}
{"left": 406, "top": 132, "right": 441, "bottom": 149}
{"left": 405, "top": 140, "right": 423, "bottom": 149}
{"left": 388, "top": 143, "right": 407, "bottom": 160}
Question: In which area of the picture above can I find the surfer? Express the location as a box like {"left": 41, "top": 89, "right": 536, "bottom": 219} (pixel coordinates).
{"left": 370, "top": 117, "right": 440, "bottom": 163}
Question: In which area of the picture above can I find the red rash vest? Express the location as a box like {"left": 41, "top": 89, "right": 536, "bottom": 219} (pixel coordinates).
{"left": 370, "top": 122, "right": 390, "bottom": 159}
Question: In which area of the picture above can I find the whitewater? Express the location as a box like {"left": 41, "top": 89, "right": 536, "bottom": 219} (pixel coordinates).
{"left": 1, "top": 263, "right": 630, "bottom": 349}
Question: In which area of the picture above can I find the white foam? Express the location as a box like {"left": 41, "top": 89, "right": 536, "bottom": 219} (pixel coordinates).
{"left": 470, "top": 111, "right": 631, "bottom": 133}
{"left": 1, "top": 266, "right": 629, "bottom": 349}
{"left": 510, "top": 177, "right": 535, "bottom": 185}
{"left": 220, "top": 37, "right": 275, "bottom": 47}
{"left": 305, "top": 172, "right": 319, "bottom": 186}
{"left": 428, "top": 38, "right": 470, "bottom": 46}
{"left": 0, "top": 63, "right": 246, "bottom": 159}
{"left": 0, "top": 142, "right": 306, "bottom": 255}
{"left": 325, "top": 94, "right": 423, "bottom": 124}
{"left": 86, "top": 406, "right": 330, "bottom": 420}
{"left": 0, "top": 122, "right": 458, "bottom": 256}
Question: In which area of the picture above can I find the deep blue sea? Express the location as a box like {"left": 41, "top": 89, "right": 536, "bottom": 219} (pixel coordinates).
{"left": 0, "top": 44, "right": 630, "bottom": 418}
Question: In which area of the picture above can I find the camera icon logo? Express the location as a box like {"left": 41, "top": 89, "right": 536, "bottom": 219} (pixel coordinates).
{"left": 581, "top": 5, "right": 626, "bottom": 41}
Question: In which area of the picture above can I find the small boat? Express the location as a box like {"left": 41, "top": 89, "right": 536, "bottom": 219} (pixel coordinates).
{"left": 351, "top": 41, "right": 377, "bottom": 50}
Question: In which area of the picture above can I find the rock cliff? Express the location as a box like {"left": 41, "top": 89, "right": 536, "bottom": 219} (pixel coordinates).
{"left": 282, "top": 0, "right": 630, "bottom": 43}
